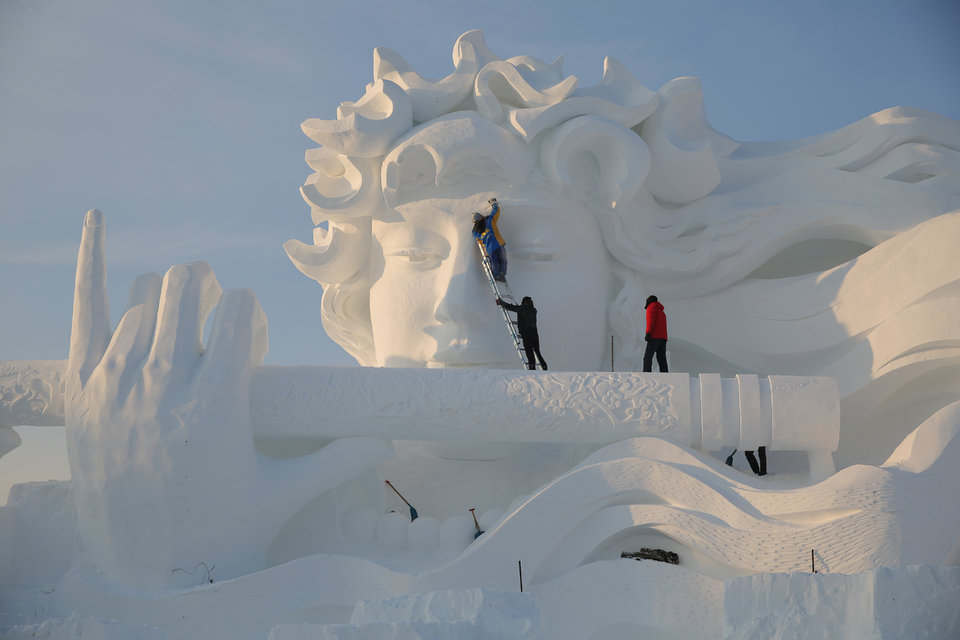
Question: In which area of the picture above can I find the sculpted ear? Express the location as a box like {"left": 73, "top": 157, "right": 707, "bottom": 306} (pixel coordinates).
{"left": 541, "top": 116, "right": 651, "bottom": 208}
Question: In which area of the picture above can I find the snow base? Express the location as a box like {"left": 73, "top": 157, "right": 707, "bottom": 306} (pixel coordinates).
{"left": 3, "top": 567, "right": 958, "bottom": 639}
{"left": 724, "top": 565, "right": 960, "bottom": 640}
{"left": 269, "top": 588, "right": 539, "bottom": 639}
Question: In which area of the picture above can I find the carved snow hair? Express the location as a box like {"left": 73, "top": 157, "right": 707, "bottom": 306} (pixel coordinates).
{"left": 541, "top": 115, "right": 652, "bottom": 208}
{"left": 286, "top": 30, "right": 689, "bottom": 284}
{"left": 381, "top": 112, "right": 535, "bottom": 209}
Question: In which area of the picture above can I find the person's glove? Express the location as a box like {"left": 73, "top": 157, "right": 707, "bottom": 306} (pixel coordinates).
{"left": 496, "top": 298, "right": 503, "bottom": 306}
{"left": 644, "top": 333, "right": 651, "bottom": 342}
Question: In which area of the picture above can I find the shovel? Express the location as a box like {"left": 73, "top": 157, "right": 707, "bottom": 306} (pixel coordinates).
{"left": 385, "top": 480, "right": 419, "bottom": 521}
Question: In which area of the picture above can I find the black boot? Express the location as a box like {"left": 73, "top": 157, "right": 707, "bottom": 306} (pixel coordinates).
{"left": 744, "top": 450, "right": 761, "bottom": 475}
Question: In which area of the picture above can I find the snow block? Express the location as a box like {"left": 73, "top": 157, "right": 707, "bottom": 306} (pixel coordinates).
{"left": 0, "top": 481, "right": 75, "bottom": 588}
{"left": 737, "top": 374, "right": 765, "bottom": 449}
{"left": 268, "top": 621, "right": 477, "bottom": 640}
{"left": 268, "top": 589, "right": 541, "bottom": 640}
{"left": 351, "top": 589, "right": 540, "bottom": 636}
{"left": 723, "top": 565, "right": 960, "bottom": 640}
{"left": 2, "top": 612, "right": 164, "bottom": 640}
{"left": 699, "top": 373, "right": 723, "bottom": 450}
{"left": 769, "top": 376, "right": 840, "bottom": 452}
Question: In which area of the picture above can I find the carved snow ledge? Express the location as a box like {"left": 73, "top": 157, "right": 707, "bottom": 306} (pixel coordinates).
{"left": 0, "top": 360, "right": 66, "bottom": 428}
{"left": 0, "top": 362, "right": 839, "bottom": 476}
{"left": 248, "top": 368, "right": 838, "bottom": 474}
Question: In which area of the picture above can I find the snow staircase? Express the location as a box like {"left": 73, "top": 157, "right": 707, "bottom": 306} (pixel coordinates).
{"left": 475, "top": 238, "right": 538, "bottom": 370}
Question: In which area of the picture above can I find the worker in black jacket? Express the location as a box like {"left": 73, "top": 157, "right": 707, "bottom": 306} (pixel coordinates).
{"left": 496, "top": 296, "right": 548, "bottom": 370}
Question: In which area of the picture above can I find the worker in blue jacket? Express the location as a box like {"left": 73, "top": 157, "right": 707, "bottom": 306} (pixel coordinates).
{"left": 472, "top": 197, "right": 507, "bottom": 281}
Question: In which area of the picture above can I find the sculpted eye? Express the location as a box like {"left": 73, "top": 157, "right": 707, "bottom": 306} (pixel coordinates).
{"left": 388, "top": 248, "right": 442, "bottom": 269}
{"left": 512, "top": 246, "right": 562, "bottom": 262}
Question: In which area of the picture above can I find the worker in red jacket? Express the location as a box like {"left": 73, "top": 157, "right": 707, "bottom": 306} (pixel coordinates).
{"left": 643, "top": 295, "right": 668, "bottom": 373}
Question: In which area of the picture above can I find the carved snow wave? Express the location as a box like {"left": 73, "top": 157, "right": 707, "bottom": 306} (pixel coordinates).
{"left": 182, "top": 402, "right": 960, "bottom": 611}
{"left": 658, "top": 211, "right": 960, "bottom": 467}
{"left": 438, "top": 402, "right": 960, "bottom": 583}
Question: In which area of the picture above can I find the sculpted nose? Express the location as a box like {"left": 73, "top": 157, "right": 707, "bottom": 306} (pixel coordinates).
{"left": 433, "top": 246, "right": 489, "bottom": 325}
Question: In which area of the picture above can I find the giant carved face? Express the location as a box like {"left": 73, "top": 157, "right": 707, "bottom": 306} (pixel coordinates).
{"left": 369, "top": 193, "right": 613, "bottom": 369}
{"left": 283, "top": 32, "right": 669, "bottom": 371}
{"left": 284, "top": 31, "right": 960, "bottom": 466}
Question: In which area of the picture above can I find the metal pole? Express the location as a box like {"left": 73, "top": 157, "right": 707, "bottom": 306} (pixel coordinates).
{"left": 611, "top": 335, "right": 614, "bottom": 371}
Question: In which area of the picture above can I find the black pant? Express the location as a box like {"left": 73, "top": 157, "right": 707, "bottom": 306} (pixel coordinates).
{"left": 642, "top": 338, "right": 668, "bottom": 372}
{"left": 521, "top": 332, "right": 547, "bottom": 370}
{"left": 745, "top": 447, "right": 767, "bottom": 475}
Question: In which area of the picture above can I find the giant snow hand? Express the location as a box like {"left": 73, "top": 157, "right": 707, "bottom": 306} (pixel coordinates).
{"left": 64, "top": 210, "right": 391, "bottom": 588}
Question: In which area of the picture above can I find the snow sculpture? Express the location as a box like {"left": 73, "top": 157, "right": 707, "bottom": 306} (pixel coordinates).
{"left": 286, "top": 30, "right": 960, "bottom": 467}
{"left": 2, "top": 29, "right": 960, "bottom": 639}
{"left": 62, "top": 210, "right": 392, "bottom": 587}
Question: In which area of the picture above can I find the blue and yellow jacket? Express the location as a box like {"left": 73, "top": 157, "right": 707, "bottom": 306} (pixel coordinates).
{"left": 472, "top": 201, "right": 505, "bottom": 254}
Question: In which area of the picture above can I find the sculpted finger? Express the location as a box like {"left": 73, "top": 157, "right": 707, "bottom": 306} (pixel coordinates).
{"left": 147, "top": 262, "right": 222, "bottom": 372}
{"left": 204, "top": 288, "right": 269, "bottom": 378}
{"left": 101, "top": 273, "right": 163, "bottom": 383}
{"left": 68, "top": 209, "right": 111, "bottom": 384}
